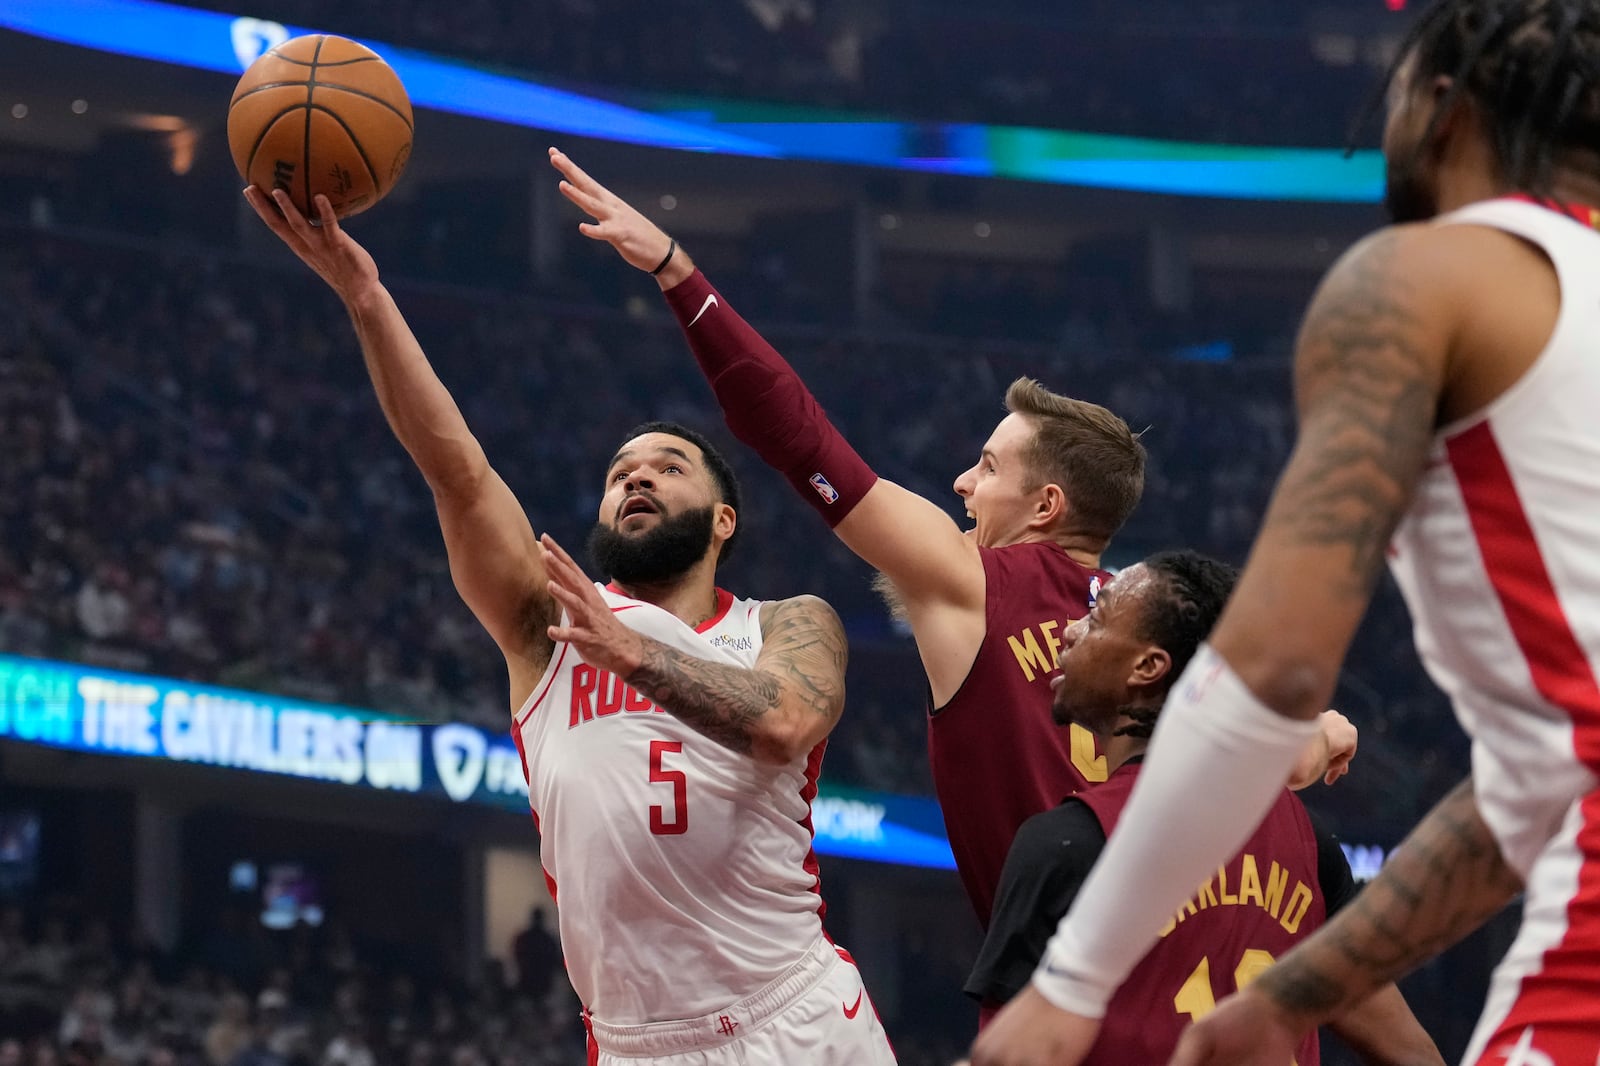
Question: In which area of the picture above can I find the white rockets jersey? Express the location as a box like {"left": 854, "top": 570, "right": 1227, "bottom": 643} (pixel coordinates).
{"left": 510, "top": 586, "right": 827, "bottom": 1025}
{"left": 1389, "top": 197, "right": 1600, "bottom": 877}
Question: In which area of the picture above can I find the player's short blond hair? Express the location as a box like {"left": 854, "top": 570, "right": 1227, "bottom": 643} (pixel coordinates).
{"left": 1005, "top": 377, "right": 1146, "bottom": 545}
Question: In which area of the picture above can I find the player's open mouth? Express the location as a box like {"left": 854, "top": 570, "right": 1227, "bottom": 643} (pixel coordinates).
{"left": 619, "top": 496, "right": 660, "bottom": 520}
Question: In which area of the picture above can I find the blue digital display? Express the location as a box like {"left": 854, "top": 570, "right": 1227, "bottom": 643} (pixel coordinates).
{"left": 0, "top": 653, "right": 956, "bottom": 869}
{"left": 0, "top": 0, "right": 1384, "bottom": 201}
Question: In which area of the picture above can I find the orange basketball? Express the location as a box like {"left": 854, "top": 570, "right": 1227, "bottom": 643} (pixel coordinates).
{"left": 227, "top": 34, "right": 413, "bottom": 220}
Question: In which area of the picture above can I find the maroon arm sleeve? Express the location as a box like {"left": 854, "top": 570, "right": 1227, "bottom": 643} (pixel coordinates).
{"left": 662, "top": 270, "right": 879, "bottom": 526}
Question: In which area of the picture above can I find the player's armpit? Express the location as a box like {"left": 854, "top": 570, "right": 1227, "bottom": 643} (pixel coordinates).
{"left": 625, "top": 595, "right": 847, "bottom": 765}
{"left": 838, "top": 480, "right": 991, "bottom": 704}
{"left": 434, "top": 465, "right": 555, "bottom": 687}
{"left": 838, "top": 473, "right": 985, "bottom": 624}
{"left": 835, "top": 480, "right": 986, "bottom": 611}
{"left": 1210, "top": 226, "right": 1454, "bottom": 717}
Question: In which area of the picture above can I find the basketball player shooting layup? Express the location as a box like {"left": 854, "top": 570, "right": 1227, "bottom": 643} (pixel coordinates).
{"left": 970, "top": 1, "right": 1600, "bottom": 1063}
{"left": 241, "top": 186, "right": 897, "bottom": 1066}
{"left": 547, "top": 148, "right": 1358, "bottom": 931}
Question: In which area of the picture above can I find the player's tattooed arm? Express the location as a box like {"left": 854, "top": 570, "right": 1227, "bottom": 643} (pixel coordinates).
{"left": 1209, "top": 227, "right": 1453, "bottom": 716}
{"left": 627, "top": 596, "right": 848, "bottom": 765}
{"left": 537, "top": 533, "right": 846, "bottom": 764}
{"left": 1254, "top": 776, "right": 1521, "bottom": 1023}
{"left": 1272, "top": 229, "right": 1444, "bottom": 597}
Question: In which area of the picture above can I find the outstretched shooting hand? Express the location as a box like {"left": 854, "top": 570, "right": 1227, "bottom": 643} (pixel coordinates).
{"left": 242, "top": 187, "right": 380, "bottom": 302}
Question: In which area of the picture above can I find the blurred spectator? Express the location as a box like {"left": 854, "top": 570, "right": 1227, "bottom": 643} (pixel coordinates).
{"left": 320, "top": 1019, "right": 372, "bottom": 1066}
{"left": 74, "top": 564, "right": 131, "bottom": 643}
{"left": 204, "top": 994, "right": 251, "bottom": 1066}
{"left": 507, "top": 913, "right": 556, "bottom": 1006}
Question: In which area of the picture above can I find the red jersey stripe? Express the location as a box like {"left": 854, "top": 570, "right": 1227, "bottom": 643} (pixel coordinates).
{"left": 1471, "top": 792, "right": 1600, "bottom": 1063}
{"left": 1450, "top": 421, "right": 1600, "bottom": 1060}
{"left": 515, "top": 642, "right": 573, "bottom": 728}
{"left": 796, "top": 739, "right": 828, "bottom": 923}
{"left": 1448, "top": 421, "right": 1600, "bottom": 768}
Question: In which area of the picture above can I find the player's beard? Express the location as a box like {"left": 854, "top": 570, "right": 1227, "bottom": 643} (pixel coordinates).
{"left": 588, "top": 506, "right": 717, "bottom": 586}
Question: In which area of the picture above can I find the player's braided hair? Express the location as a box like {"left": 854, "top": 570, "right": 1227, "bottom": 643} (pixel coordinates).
{"left": 1357, "top": 0, "right": 1600, "bottom": 195}
{"left": 1114, "top": 551, "right": 1238, "bottom": 740}
{"left": 619, "top": 421, "right": 744, "bottom": 562}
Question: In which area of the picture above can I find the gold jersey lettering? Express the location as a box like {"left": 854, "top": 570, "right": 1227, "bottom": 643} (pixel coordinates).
{"left": 1007, "top": 627, "right": 1053, "bottom": 682}
{"left": 1040, "top": 619, "right": 1063, "bottom": 665}
{"left": 1069, "top": 724, "right": 1107, "bottom": 783}
{"left": 1239, "top": 855, "right": 1265, "bottom": 909}
{"left": 1217, "top": 865, "right": 1238, "bottom": 906}
{"left": 1264, "top": 862, "right": 1289, "bottom": 919}
{"left": 1280, "top": 883, "right": 1314, "bottom": 934}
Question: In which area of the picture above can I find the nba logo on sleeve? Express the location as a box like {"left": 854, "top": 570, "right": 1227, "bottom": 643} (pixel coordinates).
{"left": 1088, "top": 575, "right": 1102, "bottom": 607}
{"left": 809, "top": 473, "right": 840, "bottom": 504}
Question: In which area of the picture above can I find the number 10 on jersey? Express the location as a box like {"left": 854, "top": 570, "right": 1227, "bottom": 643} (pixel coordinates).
{"left": 649, "top": 740, "right": 688, "bottom": 835}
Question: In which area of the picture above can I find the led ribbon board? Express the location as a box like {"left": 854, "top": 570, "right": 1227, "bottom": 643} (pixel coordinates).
{"left": 0, "top": 0, "right": 1383, "bottom": 201}
{"left": 0, "top": 653, "right": 957, "bottom": 869}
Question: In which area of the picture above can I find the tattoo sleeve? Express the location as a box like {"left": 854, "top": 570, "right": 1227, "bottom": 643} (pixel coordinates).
{"left": 1258, "top": 777, "right": 1522, "bottom": 1022}
{"left": 1266, "top": 228, "right": 1443, "bottom": 601}
{"left": 625, "top": 595, "right": 847, "bottom": 764}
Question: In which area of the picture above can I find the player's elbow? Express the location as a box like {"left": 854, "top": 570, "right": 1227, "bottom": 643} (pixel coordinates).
{"left": 749, "top": 705, "right": 832, "bottom": 766}
{"left": 1233, "top": 656, "right": 1335, "bottom": 721}
{"left": 423, "top": 443, "right": 491, "bottom": 502}
{"left": 749, "top": 727, "right": 810, "bottom": 767}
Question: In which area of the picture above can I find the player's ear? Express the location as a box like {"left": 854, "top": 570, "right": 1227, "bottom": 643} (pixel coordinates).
{"left": 1425, "top": 74, "right": 1478, "bottom": 152}
{"left": 1129, "top": 646, "right": 1172, "bottom": 690}
{"left": 712, "top": 502, "right": 737, "bottom": 552}
{"left": 1032, "top": 483, "right": 1067, "bottom": 529}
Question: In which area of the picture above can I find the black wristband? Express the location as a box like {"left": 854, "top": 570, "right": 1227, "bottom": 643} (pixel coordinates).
{"left": 648, "top": 239, "right": 677, "bottom": 276}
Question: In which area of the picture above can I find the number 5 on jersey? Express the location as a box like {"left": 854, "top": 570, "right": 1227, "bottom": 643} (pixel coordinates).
{"left": 649, "top": 740, "right": 688, "bottom": 835}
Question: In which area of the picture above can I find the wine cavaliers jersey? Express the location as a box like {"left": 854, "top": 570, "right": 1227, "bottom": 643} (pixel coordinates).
{"left": 1073, "top": 765, "right": 1325, "bottom": 1066}
{"left": 511, "top": 587, "right": 827, "bottom": 1026}
{"left": 929, "top": 542, "right": 1112, "bottom": 925}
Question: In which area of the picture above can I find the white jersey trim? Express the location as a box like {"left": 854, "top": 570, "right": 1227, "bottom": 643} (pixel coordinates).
{"left": 513, "top": 641, "right": 573, "bottom": 729}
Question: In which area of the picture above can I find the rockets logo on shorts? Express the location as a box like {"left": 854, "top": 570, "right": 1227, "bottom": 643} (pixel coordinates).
{"left": 809, "top": 473, "right": 840, "bottom": 504}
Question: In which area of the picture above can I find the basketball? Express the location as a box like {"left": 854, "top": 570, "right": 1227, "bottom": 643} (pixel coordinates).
{"left": 227, "top": 35, "right": 413, "bottom": 220}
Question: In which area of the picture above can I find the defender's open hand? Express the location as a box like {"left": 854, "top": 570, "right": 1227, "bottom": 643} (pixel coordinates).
{"left": 548, "top": 147, "right": 687, "bottom": 282}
